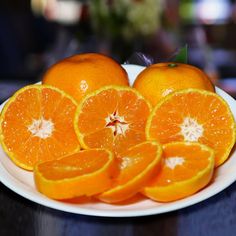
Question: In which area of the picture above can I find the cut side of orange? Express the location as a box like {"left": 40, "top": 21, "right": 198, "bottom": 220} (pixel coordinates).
{"left": 146, "top": 89, "right": 236, "bottom": 167}
{"left": 142, "top": 142, "right": 214, "bottom": 202}
{"left": 74, "top": 86, "right": 151, "bottom": 157}
{"left": 97, "top": 141, "right": 162, "bottom": 203}
{"left": 0, "top": 85, "right": 80, "bottom": 170}
{"left": 34, "top": 149, "right": 115, "bottom": 199}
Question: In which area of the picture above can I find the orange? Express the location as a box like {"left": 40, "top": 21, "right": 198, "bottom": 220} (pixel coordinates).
{"left": 34, "top": 149, "right": 115, "bottom": 199}
{"left": 146, "top": 89, "right": 236, "bottom": 167}
{"left": 0, "top": 85, "right": 80, "bottom": 170}
{"left": 42, "top": 53, "right": 129, "bottom": 103}
{"left": 97, "top": 141, "right": 162, "bottom": 203}
{"left": 133, "top": 62, "right": 215, "bottom": 106}
{"left": 142, "top": 142, "right": 214, "bottom": 202}
{"left": 74, "top": 86, "right": 152, "bottom": 157}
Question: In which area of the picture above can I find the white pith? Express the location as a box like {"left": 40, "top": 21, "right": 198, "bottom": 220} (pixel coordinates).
{"left": 28, "top": 118, "right": 54, "bottom": 139}
{"left": 120, "top": 156, "right": 140, "bottom": 170}
{"left": 162, "top": 88, "right": 173, "bottom": 97}
{"left": 105, "top": 111, "right": 129, "bottom": 136}
{"left": 180, "top": 117, "right": 204, "bottom": 142}
{"left": 165, "top": 157, "right": 185, "bottom": 169}
{"left": 80, "top": 80, "right": 89, "bottom": 92}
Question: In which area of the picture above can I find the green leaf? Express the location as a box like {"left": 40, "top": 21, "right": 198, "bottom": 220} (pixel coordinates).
{"left": 171, "top": 45, "right": 188, "bottom": 64}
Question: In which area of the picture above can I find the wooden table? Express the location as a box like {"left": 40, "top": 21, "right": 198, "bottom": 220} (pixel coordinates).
{"left": 1, "top": 180, "right": 236, "bottom": 236}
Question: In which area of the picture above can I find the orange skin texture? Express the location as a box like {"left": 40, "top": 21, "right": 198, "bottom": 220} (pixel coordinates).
{"left": 133, "top": 62, "right": 215, "bottom": 107}
{"left": 42, "top": 53, "right": 129, "bottom": 103}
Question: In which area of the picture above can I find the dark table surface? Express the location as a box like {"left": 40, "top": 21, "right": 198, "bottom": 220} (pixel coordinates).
{"left": 1, "top": 80, "right": 236, "bottom": 236}
{"left": 1, "top": 180, "right": 236, "bottom": 236}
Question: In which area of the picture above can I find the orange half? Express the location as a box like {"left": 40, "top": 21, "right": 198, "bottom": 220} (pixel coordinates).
{"left": 34, "top": 149, "right": 115, "bottom": 199}
{"left": 0, "top": 85, "right": 80, "bottom": 170}
{"left": 97, "top": 141, "right": 162, "bottom": 203}
{"left": 146, "top": 89, "right": 236, "bottom": 167}
{"left": 142, "top": 142, "right": 214, "bottom": 202}
{"left": 74, "top": 86, "right": 151, "bottom": 157}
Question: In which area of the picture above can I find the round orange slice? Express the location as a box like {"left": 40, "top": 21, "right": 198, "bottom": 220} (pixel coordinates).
{"left": 142, "top": 142, "right": 214, "bottom": 202}
{"left": 97, "top": 141, "right": 162, "bottom": 203}
{"left": 0, "top": 85, "right": 80, "bottom": 170}
{"left": 146, "top": 89, "right": 236, "bottom": 167}
{"left": 34, "top": 149, "right": 115, "bottom": 199}
{"left": 74, "top": 86, "right": 151, "bottom": 157}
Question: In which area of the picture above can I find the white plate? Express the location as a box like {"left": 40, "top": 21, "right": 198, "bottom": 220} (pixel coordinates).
{"left": 0, "top": 64, "right": 236, "bottom": 217}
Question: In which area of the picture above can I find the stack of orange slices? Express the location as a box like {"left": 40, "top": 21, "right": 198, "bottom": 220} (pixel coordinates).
{"left": 0, "top": 54, "right": 235, "bottom": 203}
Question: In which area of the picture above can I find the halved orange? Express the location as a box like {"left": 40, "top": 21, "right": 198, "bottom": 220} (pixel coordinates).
{"left": 34, "top": 149, "right": 115, "bottom": 199}
{"left": 74, "top": 86, "right": 151, "bottom": 157}
{"left": 97, "top": 141, "right": 162, "bottom": 203}
{"left": 146, "top": 89, "right": 236, "bottom": 167}
{"left": 142, "top": 142, "right": 214, "bottom": 202}
{"left": 0, "top": 85, "right": 80, "bottom": 170}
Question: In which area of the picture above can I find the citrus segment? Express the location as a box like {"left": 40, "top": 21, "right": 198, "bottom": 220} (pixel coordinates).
{"left": 133, "top": 63, "right": 215, "bottom": 106}
{"left": 0, "top": 85, "right": 80, "bottom": 170}
{"left": 34, "top": 149, "right": 115, "bottom": 199}
{"left": 42, "top": 53, "right": 129, "bottom": 103}
{"left": 142, "top": 142, "right": 214, "bottom": 202}
{"left": 146, "top": 89, "right": 235, "bottom": 167}
{"left": 97, "top": 141, "right": 162, "bottom": 203}
{"left": 75, "top": 86, "right": 151, "bottom": 157}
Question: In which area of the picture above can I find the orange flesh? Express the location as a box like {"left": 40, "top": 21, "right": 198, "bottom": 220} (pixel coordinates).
{"left": 1, "top": 86, "right": 80, "bottom": 169}
{"left": 34, "top": 149, "right": 115, "bottom": 199}
{"left": 97, "top": 141, "right": 162, "bottom": 203}
{"left": 37, "top": 150, "right": 110, "bottom": 180}
{"left": 116, "top": 142, "right": 159, "bottom": 185}
{"left": 77, "top": 88, "right": 150, "bottom": 156}
{"left": 148, "top": 90, "right": 235, "bottom": 166}
{"left": 153, "top": 143, "right": 210, "bottom": 186}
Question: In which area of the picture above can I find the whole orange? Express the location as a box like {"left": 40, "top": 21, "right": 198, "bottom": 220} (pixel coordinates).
{"left": 42, "top": 53, "right": 129, "bottom": 102}
{"left": 133, "top": 62, "right": 215, "bottom": 106}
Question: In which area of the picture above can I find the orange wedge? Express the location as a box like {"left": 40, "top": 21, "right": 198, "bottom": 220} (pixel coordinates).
{"left": 74, "top": 86, "right": 151, "bottom": 157}
{"left": 142, "top": 142, "right": 214, "bottom": 202}
{"left": 34, "top": 149, "right": 115, "bottom": 199}
{"left": 97, "top": 141, "right": 162, "bottom": 203}
{"left": 0, "top": 85, "right": 80, "bottom": 170}
{"left": 146, "top": 89, "right": 236, "bottom": 167}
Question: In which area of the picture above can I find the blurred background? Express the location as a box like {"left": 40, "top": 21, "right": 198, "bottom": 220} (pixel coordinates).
{"left": 1, "top": 0, "right": 236, "bottom": 103}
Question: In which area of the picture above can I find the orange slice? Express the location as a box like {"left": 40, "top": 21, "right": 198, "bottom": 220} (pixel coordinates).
{"left": 142, "top": 142, "right": 214, "bottom": 202}
{"left": 34, "top": 149, "right": 115, "bottom": 199}
{"left": 0, "top": 85, "right": 80, "bottom": 170}
{"left": 74, "top": 86, "right": 151, "bottom": 156}
{"left": 97, "top": 141, "right": 162, "bottom": 203}
{"left": 146, "top": 89, "right": 236, "bottom": 167}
